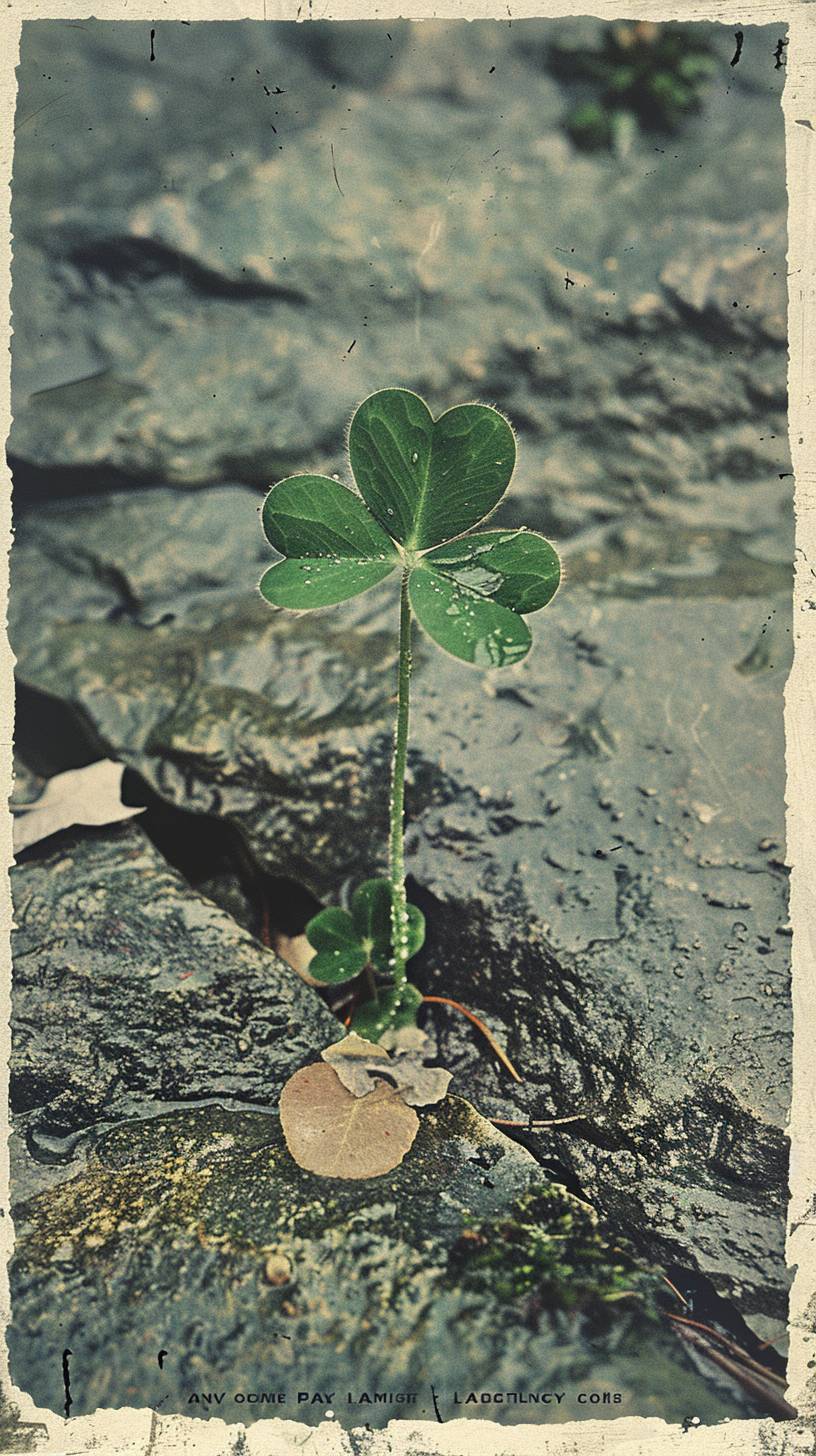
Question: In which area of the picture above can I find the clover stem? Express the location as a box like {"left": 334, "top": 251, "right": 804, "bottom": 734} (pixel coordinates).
{"left": 389, "top": 567, "right": 412, "bottom": 987}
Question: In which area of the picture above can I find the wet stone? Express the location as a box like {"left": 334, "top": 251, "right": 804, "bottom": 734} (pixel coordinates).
{"left": 8, "top": 820, "right": 751, "bottom": 1424}
{"left": 9, "top": 22, "right": 791, "bottom": 592}
{"left": 10, "top": 823, "right": 340, "bottom": 1164}
{"left": 9, "top": 13, "right": 794, "bottom": 1406}
{"left": 9, "top": 485, "right": 792, "bottom": 1325}
{"left": 8, "top": 1100, "right": 748, "bottom": 1426}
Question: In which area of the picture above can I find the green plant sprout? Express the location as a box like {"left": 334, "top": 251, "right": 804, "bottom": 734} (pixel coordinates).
{"left": 549, "top": 22, "right": 717, "bottom": 153}
{"left": 260, "top": 388, "right": 561, "bottom": 1043}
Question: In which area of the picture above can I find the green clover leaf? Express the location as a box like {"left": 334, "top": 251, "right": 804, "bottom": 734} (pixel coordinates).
{"left": 351, "top": 878, "right": 425, "bottom": 972}
{"left": 348, "top": 387, "right": 516, "bottom": 550}
{"left": 260, "top": 473, "right": 400, "bottom": 609}
{"left": 261, "top": 390, "right": 563, "bottom": 1044}
{"left": 305, "top": 877, "right": 425, "bottom": 986}
{"left": 304, "top": 906, "right": 368, "bottom": 985}
{"left": 260, "top": 388, "right": 561, "bottom": 667}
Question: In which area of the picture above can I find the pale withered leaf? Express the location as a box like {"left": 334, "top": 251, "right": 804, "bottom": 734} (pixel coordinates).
{"left": 12, "top": 759, "right": 144, "bottom": 854}
{"left": 321, "top": 1032, "right": 452, "bottom": 1107}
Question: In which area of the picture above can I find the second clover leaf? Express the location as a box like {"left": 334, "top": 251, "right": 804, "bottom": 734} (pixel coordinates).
{"left": 260, "top": 473, "right": 400, "bottom": 609}
{"left": 305, "top": 907, "right": 368, "bottom": 984}
{"left": 305, "top": 878, "right": 426, "bottom": 987}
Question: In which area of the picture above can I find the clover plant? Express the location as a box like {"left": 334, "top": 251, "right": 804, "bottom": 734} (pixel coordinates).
{"left": 260, "top": 388, "right": 561, "bottom": 1044}
{"left": 549, "top": 22, "right": 717, "bottom": 153}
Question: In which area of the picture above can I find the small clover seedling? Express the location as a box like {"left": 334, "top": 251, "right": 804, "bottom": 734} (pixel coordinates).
{"left": 260, "top": 387, "right": 561, "bottom": 1045}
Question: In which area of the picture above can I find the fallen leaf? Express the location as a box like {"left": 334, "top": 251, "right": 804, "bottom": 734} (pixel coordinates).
{"left": 391, "top": 1057, "right": 453, "bottom": 1108}
{"left": 379, "top": 1024, "right": 428, "bottom": 1053}
{"left": 272, "top": 931, "right": 323, "bottom": 986}
{"left": 323, "top": 1031, "right": 389, "bottom": 1063}
{"left": 321, "top": 1032, "right": 453, "bottom": 1107}
{"left": 12, "top": 759, "right": 145, "bottom": 854}
{"left": 279, "top": 1063, "right": 418, "bottom": 1179}
{"left": 321, "top": 1033, "right": 390, "bottom": 1097}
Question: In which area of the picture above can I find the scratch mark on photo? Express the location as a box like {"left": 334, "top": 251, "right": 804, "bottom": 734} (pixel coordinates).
{"left": 331, "top": 143, "right": 344, "bottom": 196}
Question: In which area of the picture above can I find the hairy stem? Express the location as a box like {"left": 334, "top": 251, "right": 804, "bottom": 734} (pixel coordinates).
{"left": 389, "top": 568, "right": 412, "bottom": 986}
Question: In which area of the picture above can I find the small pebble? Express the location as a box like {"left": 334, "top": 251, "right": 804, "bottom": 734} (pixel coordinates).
{"left": 264, "top": 1253, "right": 292, "bottom": 1287}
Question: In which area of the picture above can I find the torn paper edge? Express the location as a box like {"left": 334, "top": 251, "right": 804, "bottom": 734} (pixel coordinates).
{"left": 0, "top": 2, "right": 812, "bottom": 1454}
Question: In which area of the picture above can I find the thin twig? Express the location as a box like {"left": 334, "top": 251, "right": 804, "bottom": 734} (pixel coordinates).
{"left": 490, "top": 1114, "right": 585, "bottom": 1128}
{"left": 422, "top": 995, "right": 523, "bottom": 1082}
{"left": 669, "top": 1319, "right": 795, "bottom": 1419}
{"left": 661, "top": 1273, "right": 690, "bottom": 1308}
{"left": 666, "top": 1313, "right": 788, "bottom": 1388}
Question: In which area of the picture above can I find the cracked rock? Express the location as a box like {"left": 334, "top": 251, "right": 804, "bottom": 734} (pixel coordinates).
{"left": 10, "top": 21, "right": 791, "bottom": 597}
{"left": 8, "top": 1099, "right": 748, "bottom": 1426}
{"left": 10, "top": 823, "right": 340, "bottom": 1160}
{"left": 10, "top": 485, "right": 792, "bottom": 1323}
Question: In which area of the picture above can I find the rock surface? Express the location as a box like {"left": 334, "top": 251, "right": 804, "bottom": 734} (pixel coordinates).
{"left": 11, "top": 825, "right": 753, "bottom": 1427}
{"left": 8, "top": 1092, "right": 746, "bottom": 1426}
{"left": 8, "top": 13, "right": 794, "bottom": 1419}
{"left": 9, "top": 486, "right": 792, "bottom": 1324}
{"left": 10, "top": 824, "right": 339, "bottom": 1194}
{"left": 11, "top": 21, "right": 790, "bottom": 598}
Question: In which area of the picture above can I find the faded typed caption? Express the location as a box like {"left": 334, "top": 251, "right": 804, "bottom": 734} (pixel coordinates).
{"left": 187, "top": 1389, "right": 625, "bottom": 1410}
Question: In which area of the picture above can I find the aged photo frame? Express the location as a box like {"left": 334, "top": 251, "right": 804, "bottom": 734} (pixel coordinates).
{"left": 1, "top": 3, "right": 814, "bottom": 1454}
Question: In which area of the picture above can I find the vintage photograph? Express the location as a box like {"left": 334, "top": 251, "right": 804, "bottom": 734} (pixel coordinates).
{"left": 4, "top": 13, "right": 795, "bottom": 1435}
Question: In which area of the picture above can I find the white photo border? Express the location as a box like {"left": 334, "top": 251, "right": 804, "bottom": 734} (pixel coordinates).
{"left": 0, "top": 2, "right": 813, "bottom": 1452}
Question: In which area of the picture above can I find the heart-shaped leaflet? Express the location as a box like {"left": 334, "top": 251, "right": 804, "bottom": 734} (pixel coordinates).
{"left": 260, "top": 389, "right": 560, "bottom": 666}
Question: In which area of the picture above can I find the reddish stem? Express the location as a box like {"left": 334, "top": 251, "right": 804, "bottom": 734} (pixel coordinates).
{"left": 667, "top": 1316, "right": 795, "bottom": 1417}
{"left": 422, "top": 995, "right": 523, "bottom": 1083}
{"left": 660, "top": 1274, "right": 690, "bottom": 1308}
{"left": 666, "top": 1313, "right": 787, "bottom": 1388}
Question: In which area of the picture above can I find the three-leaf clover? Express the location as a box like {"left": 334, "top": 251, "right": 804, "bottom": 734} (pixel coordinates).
{"left": 260, "top": 388, "right": 562, "bottom": 1053}
{"left": 260, "top": 387, "right": 560, "bottom": 666}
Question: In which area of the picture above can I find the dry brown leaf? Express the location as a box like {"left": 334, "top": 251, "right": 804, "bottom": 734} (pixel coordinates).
{"left": 321, "top": 1031, "right": 453, "bottom": 1107}
{"left": 322, "top": 1032, "right": 388, "bottom": 1065}
{"left": 279, "top": 1063, "right": 419, "bottom": 1180}
{"left": 390, "top": 1057, "right": 453, "bottom": 1108}
{"left": 272, "top": 931, "right": 323, "bottom": 985}
{"left": 379, "top": 1024, "right": 428, "bottom": 1053}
